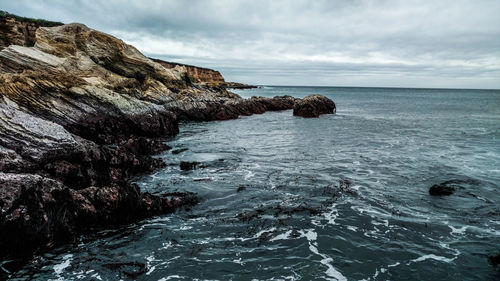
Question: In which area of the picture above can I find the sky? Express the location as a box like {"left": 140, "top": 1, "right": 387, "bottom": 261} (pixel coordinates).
{"left": 2, "top": 0, "right": 500, "bottom": 89}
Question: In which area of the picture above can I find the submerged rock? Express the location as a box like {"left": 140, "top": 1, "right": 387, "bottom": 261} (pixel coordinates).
{"left": 428, "top": 178, "right": 480, "bottom": 196}
{"left": 102, "top": 261, "right": 148, "bottom": 279}
{"left": 293, "top": 94, "right": 336, "bottom": 118}
{"left": 180, "top": 161, "right": 200, "bottom": 171}
{"left": 489, "top": 252, "right": 500, "bottom": 268}
{"left": 429, "top": 181, "right": 457, "bottom": 196}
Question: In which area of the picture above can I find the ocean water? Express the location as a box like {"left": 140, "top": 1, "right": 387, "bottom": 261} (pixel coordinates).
{"left": 7, "top": 86, "right": 500, "bottom": 280}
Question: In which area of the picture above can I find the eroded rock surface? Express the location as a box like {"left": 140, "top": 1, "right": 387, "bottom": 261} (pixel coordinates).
{"left": 0, "top": 12, "right": 63, "bottom": 50}
{"left": 0, "top": 21, "right": 335, "bottom": 260}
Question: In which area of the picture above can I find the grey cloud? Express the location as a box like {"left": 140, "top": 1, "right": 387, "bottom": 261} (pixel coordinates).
{"left": 1, "top": 0, "right": 499, "bottom": 88}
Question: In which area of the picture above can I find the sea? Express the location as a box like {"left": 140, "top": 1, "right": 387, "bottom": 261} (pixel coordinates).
{"left": 6, "top": 86, "right": 500, "bottom": 280}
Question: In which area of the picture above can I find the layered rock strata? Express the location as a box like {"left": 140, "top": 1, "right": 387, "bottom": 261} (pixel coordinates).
{"left": 0, "top": 22, "right": 335, "bottom": 261}
{"left": 152, "top": 59, "right": 257, "bottom": 89}
{"left": 152, "top": 59, "right": 225, "bottom": 86}
{"left": 0, "top": 11, "right": 63, "bottom": 50}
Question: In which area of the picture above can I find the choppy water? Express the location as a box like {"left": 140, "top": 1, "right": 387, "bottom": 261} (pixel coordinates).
{"left": 7, "top": 86, "right": 500, "bottom": 280}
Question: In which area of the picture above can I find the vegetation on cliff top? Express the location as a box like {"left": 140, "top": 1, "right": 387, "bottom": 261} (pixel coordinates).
{"left": 0, "top": 10, "right": 63, "bottom": 27}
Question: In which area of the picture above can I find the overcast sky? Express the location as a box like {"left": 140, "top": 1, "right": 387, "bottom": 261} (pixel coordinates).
{"left": 2, "top": 0, "right": 500, "bottom": 89}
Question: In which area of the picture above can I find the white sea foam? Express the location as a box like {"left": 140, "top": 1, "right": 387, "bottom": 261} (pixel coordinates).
{"left": 371, "top": 219, "right": 389, "bottom": 227}
{"left": 90, "top": 272, "right": 103, "bottom": 280}
{"left": 298, "top": 229, "right": 347, "bottom": 281}
{"left": 161, "top": 241, "right": 173, "bottom": 250}
{"left": 324, "top": 204, "right": 339, "bottom": 225}
{"left": 253, "top": 227, "right": 277, "bottom": 239}
{"left": 439, "top": 242, "right": 461, "bottom": 258}
{"left": 409, "top": 254, "right": 456, "bottom": 264}
{"left": 449, "top": 225, "right": 469, "bottom": 235}
{"left": 388, "top": 262, "right": 400, "bottom": 267}
{"left": 270, "top": 230, "right": 293, "bottom": 241}
{"left": 53, "top": 254, "right": 72, "bottom": 275}
{"left": 346, "top": 225, "right": 358, "bottom": 232}
{"left": 159, "top": 275, "right": 183, "bottom": 281}
{"left": 146, "top": 254, "right": 157, "bottom": 275}
{"left": 244, "top": 170, "right": 255, "bottom": 180}
{"left": 233, "top": 257, "right": 245, "bottom": 265}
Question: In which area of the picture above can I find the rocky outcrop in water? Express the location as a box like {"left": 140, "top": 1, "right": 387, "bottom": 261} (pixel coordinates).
{"left": 429, "top": 181, "right": 457, "bottom": 196}
{"left": 222, "top": 82, "right": 258, "bottom": 89}
{"left": 293, "top": 94, "right": 336, "bottom": 118}
{"left": 0, "top": 20, "right": 335, "bottom": 260}
{"left": 428, "top": 178, "right": 481, "bottom": 196}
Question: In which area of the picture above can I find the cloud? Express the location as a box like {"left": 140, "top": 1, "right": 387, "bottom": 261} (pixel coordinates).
{"left": 1, "top": 0, "right": 499, "bottom": 88}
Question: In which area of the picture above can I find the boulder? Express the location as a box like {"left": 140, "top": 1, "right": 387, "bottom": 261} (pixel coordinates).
{"left": 293, "top": 94, "right": 336, "bottom": 118}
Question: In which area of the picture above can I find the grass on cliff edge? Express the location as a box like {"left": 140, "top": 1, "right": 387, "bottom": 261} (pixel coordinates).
{"left": 0, "top": 10, "right": 63, "bottom": 27}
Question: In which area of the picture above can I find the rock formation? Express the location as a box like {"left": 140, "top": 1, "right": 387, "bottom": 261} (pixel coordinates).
{"left": 0, "top": 19, "right": 335, "bottom": 261}
{"left": 293, "top": 94, "right": 336, "bottom": 117}
{"left": 222, "top": 81, "right": 258, "bottom": 89}
{"left": 0, "top": 11, "right": 63, "bottom": 50}
{"left": 152, "top": 59, "right": 226, "bottom": 86}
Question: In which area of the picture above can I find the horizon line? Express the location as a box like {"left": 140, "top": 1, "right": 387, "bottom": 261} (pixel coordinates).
{"left": 249, "top": 84, "right": 500, "bottom": 91}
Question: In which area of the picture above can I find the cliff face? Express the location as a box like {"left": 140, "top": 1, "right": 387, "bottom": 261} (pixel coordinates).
{"left": 0, "top": 12, "right": 63, "bottom": 50}
{"left": 0, "top": 13, "right": 236, "bottom": 88}
{"left": 0, "top": 20, "right": 335, "bottom": 262}
{"left": 153, "top": 59, "right": 225, "bottom": 85}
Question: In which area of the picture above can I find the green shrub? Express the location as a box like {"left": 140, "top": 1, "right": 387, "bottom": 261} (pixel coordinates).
{"left": 0, "top": 10, "right": 63, "bottom": 27}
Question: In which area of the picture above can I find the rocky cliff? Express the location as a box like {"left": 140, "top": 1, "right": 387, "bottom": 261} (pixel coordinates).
{"left": 152, "top": 59, "right": 258, "bottom": 89}
{"left": 152, "top": 59, "right": 225, "bottom": 85}
{"left": 0, "top": 19, "right": 335, "bottom": 262}
{"left": 0, "top": 11, "right": 63, "bottom": 50}
{"left": 0, "top": 12, "right": 252, "bottom": 88}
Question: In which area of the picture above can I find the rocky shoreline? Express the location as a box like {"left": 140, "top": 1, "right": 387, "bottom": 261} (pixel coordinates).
{"left": 0, "top": 19, "right": 335, "bottom": 264}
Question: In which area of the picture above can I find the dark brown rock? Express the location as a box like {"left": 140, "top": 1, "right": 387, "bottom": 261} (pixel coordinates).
{"left": 180, "top": 161, "right": 199, "bottom": 171}
{"left": 489, "top": 252, "right": 500, "bottom": 268}
{"left": 293, "top": 94, "right": 336, "bottom": 118}
{"left": 0, "top": 173, "right": 197, "bottom": 259}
